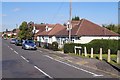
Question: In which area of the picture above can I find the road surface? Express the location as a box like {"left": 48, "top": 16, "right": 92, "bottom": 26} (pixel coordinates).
{"left": 2, "top": 39, "right": 119, "bottom": 79}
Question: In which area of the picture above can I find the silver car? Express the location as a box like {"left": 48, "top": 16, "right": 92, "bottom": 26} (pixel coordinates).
{"left": 22, "top": 40, "right": 37, "bottom": 50}
{"left": 10, "top": 38, "right": 16, "bottom": 44}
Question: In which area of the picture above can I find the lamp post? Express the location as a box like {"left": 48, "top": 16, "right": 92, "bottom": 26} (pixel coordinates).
{"left": 68, "top": 0, "right": 72, "bottom": 43}
{"left": 67, "top": 21, "right": 72, "bottom": 43}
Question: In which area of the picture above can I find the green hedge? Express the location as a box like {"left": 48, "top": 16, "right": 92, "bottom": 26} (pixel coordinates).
{"left": 64, "top": 39, "right": 120, "bottom": 54}
{"left": 42, "top": 42, "right": 58, "bottom": 51}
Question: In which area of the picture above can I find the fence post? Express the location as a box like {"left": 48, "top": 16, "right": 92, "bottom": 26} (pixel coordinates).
{"left": 117, "top": 50, "right": 120, "bottom": 64}
{"left": 84, "top": 47, "right": 87, "bottom": 57}
{"left": 107, "top": 49, "right": 111, "bottom": 62}
{"left": 74, "top": 46, "right": 76, "bottom": 54}
{"left": 99, "top": 48, "right": 102, "bottom": 60}
{"left": 91, "top": 48, "right": 93, "bottom": 58}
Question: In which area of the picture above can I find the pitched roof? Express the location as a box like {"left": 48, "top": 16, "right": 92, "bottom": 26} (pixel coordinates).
{"left": 46, "top": 24, "right": 55, "bottom": 28}
{"left": 34, "top": 24, "right": 46, "bottom": 37}
{"left": 34, "top": 24, "right": 46, "bottom": 30}
{"left": 38, "top": 24, "right": 65, "bottom": 36}
{"left": 13, "top": 29, "right": 20, "bottom": 34}
{"left": 6, "top": 31, "right": 13, "bottom": 34}
{"left": 56, "top": 19, "right": 119, "bottom": 36}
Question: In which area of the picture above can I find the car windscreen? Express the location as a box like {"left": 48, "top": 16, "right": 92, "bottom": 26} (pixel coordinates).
{"left": 27, "top": 40, "right": 34, "bottom": 43}
{"left": 12, "top": 39, "right": 16, "bottom": 41}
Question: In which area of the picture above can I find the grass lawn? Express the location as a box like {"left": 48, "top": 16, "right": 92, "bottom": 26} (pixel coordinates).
{"left": 68, "top": 53, "right": 120, "bottom": 67}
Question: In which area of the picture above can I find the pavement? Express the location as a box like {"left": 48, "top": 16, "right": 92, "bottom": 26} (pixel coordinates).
{"left": 37, "top": 47, "right": 120, "bottom": 78}
{"left": 2, "top": 38, "right": 120, "bottom": 79}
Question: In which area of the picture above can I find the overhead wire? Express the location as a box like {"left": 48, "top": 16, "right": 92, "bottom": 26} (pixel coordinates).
{"left": 50, "top": 2, "right": 64, "bottom": 24}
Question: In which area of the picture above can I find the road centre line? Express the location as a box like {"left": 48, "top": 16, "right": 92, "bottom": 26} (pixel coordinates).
{"left": 44, "top": 55, "right": 103, "bottom": 77}
{"left": 34, "top": 65, "right": 53, "bottom": 79}
{"left": 10, "top": 48, "right": 13, "bottom": 50}
{"left": 20, "top": 56, "right": 29, "bottom": 62}
{"left": 14, "top": 50, "right": 18, "bottom": 54}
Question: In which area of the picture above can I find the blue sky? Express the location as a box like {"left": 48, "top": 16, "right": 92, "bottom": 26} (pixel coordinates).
{"left": 1, "top": 2, "right": 118, "bottom": 31}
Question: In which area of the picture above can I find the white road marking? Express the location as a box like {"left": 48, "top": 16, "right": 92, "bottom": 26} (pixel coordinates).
{"left": 44, "top": 55, "right": 103, "bottom": 77}
{"left": 10, "top": 48, "right": 13, "bottom": 50}
{"left": 8, "top": 46, "right": 10, "bottom": 48}
{"left": 14, "top": 50, "right": 18, "bottom": 54}
{"left": 34, "top": 65, "right": 53, "bottom": 79}
{"left": 20, "top": 56, "right": 29, "bottom": 62}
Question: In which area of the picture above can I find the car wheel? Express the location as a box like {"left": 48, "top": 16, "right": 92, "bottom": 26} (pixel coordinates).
{"left": 24, "top": 47, "right": 27, "bottom": 50}
{"left": 34, "top": 48, "right": 37, "bottom": 50}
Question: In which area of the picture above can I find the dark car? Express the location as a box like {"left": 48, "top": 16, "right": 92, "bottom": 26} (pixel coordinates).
{"left": 15, "top": 39, "right": 22, "bottom": 46}
{"left": 22, "top": 40, "right": 37, "bottom": 50}
{"left": 10, "top": 38, "right": 16, "bottom": 44}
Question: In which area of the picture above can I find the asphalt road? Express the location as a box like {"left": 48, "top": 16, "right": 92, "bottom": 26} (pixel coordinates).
{"left": 2, "top": 39, "right": 118, "bottom": 79}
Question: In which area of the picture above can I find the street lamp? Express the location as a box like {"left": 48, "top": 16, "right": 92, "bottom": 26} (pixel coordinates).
{"left": 67, "top": 21, "right": 72, "bottom": 43}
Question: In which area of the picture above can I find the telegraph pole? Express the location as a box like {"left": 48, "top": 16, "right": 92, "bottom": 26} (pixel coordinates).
{"left": 68, "top": 0, "right": 72, "bottom": 43}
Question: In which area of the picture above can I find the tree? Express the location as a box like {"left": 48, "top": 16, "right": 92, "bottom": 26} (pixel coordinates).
{"left": 12, "top": 29, "right": 16, "bottom": 33}
{"left": 18, "top": 21, "right": 33, "bottom": 40}
{"left": 4, "top": 34, "right": 7, "bottom": 38}
{"left": 102, "top": 24, "right": 120, "bottom": 34}
{"left": 63, "top": 23, "right": 67, "bottom": 26}
{"left": 72, "top": 16, "right": 80, "bottom": 21}
{"left": 6, "top": 29, "right": 8, "bottom": 32}
{"left": 11, "top": 34, "right": 15, "bottom": 38}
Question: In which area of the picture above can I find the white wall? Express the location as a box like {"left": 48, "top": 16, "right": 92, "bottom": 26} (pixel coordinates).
{"left": 74, "top": 36, "right": 119, "bottom": 44}
{"left": 51, "top": 36, "right": 57, "bottom": 43}
{"left": 37, "top": 35, "right": 119, "bottom": 48}
{"left": 32, "top": 26, "right": 39, "bottom": 33}
{"left": 7, "top": 33, "right": 12, "bottom": 36}
{"left": 37, "top": 36, "right": 40, "bottom": 41}
{"left": 45, "top": 26, "right": 52, "bottom": 32}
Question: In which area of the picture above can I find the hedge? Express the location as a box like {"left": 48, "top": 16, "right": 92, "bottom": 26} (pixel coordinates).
{"left": 37, "top": 42, "right": 58, "bottom": 51}
{"left": 64, "top": 39, "right": 120, "bottom": 54}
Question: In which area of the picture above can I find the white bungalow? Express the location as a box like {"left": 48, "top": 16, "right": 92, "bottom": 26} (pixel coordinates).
{"left": 37, "top": 19, "right": 119, "bottom": 48}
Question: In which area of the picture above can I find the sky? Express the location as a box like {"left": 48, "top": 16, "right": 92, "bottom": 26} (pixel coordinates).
{"left": 1, "top": 1, "right": 119, "bottom": 32}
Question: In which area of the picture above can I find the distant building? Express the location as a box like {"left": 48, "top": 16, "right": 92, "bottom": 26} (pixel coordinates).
{"left": 2, "top": 29, "right": 19, "bottom": 38}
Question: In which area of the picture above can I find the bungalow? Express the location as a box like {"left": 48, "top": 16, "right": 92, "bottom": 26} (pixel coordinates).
{"left": 31, "top": 23, "right": 55, "bottom": 41}
{"left": 33, "top": 24, "right": 46, "bottom": 40}
{"left": 37, "top": 24, "right": 64, "bottom": 44}
{"left": 37, "top": 19, "right": 119, "bottom": 48}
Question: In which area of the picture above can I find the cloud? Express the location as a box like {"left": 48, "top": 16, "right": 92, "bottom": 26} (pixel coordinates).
{"left": 0, "top": 14, "right": 7, "bottom": 17}
{"left": 13, "top": 8, "right": 21, "bottom": 12}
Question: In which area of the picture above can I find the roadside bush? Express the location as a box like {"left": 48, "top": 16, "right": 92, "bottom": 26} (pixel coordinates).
{"left": 43, "top": 43, "right": 49, "bottom": 49}
{"left": 52, "top": 42, "right": 58, "bottom": 51}
{"left": 40, "top": 42, "right": 58, "bottom": 51}
{"left": 64, "top": 39, "right": 120, "bottom": 54}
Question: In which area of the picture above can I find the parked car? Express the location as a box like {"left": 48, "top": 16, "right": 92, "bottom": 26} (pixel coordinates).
{"left": 10, "top": 38, "right": 16, "bottom": 44}
{"left": 22, "top": 40, "right": 37, "bottom": 50}
{"left": 15, "top": 39, "right": 22, "bottom": 46}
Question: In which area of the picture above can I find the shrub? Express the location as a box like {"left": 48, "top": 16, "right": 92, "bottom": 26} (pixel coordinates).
{"left": 43, "top": 43, "right": 49, "bottom": 49}
{"left": 64, "top": 39, "right": 120, "bottom": 54}
{"left": 52, "top": 42, "right": 58, "bottom": 51}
